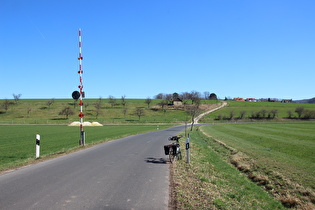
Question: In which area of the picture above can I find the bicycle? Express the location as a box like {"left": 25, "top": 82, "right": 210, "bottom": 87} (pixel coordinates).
{"left": 164, "top": 135, "right": 182, "bottom": 163}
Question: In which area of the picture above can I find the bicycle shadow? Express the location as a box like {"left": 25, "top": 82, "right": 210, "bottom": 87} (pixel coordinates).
{"left": 145, "top": 157, "right": 168, "bottom": 164}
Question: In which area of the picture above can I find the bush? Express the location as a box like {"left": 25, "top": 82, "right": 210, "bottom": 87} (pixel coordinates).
{"left": 302, "top": 110, "right": 315, "bottom": 119}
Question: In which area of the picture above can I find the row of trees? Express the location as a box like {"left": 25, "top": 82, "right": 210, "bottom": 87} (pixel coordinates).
{"left": 60, "top": 95, "right": 201, "bottom": 129}
{"left": 1, "top": 94, "right": 23, "bottom": 112}
{"left": 155, "top": 91, "right": 217, "bottom": 102}
{"left": 217, "top": 109, "right": 279, "bottom": 120}
{"left": 60, "top": 96, "right": 147, "bottom": 120}
{"left": 216, "top": 107, "right": 315, "bottom": 121}
{"left": 291, "top": 107, "right": 315, "bottom": 119}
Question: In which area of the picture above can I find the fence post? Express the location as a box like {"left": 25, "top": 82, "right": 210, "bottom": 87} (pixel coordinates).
{"left": 186, "top": 133, "right": 190, "bottom": 163}
{"left": 35, "top": 134, "right": 40, "bottom": 159}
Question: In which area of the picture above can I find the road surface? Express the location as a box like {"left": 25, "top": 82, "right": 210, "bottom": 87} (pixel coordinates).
{"left": 0, "top": 125, "right": 186, "bottom": 210}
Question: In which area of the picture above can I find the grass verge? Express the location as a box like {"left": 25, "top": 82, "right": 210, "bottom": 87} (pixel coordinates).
{"left": 171, "top": 128, "right": 284, "bottom": 209}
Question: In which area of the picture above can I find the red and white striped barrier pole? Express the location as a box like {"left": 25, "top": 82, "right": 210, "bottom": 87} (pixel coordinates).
{"left": 78, "top": 29, "right": 85, "bottom": 146}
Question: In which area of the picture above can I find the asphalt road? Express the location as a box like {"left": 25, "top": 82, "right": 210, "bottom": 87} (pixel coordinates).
{"left": 0, "top": 125, "right": 186, "bottom": 210}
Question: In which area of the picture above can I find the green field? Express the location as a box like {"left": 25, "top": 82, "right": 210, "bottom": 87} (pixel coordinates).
{"left": 0, "top": 124, "right": 172, "bottom": 171}
{"left": 173, "top": 122, "right": 315, "bottom": 209}
{"left": 200, "top": 122, "right": 315, "bottom": 189}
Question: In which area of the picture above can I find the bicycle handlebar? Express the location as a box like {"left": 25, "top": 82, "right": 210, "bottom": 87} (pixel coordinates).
{"left": 169, "top": 135, "right": 182, "bottom": 141}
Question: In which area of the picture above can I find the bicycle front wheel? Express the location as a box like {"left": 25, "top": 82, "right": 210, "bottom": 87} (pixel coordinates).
{"left": 177, "top": 149, "right": 182, "bottom": 160}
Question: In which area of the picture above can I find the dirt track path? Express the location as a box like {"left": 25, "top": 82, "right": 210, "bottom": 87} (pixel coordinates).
{"left": 194, "top": 101, "right": 227, "bottom": 124}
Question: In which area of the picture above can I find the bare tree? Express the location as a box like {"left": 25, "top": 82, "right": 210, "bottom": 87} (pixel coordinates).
{"left": 287, "top": 110, "right": 293, "bottom": 119}
{"left": 155, "top": 93, "right": 164, "bottom": 99}
{"left": 158, "top": 100, "right": 168, "bottom": 110}
{"left": 239, "top": 110, "right": 246, "bottom": 119}
{"left": 165, "top": 94, "right": 173, "bottom": 104}
{"left": 190, "top": 91, "right": 201, "bottom": 104}
{"left": 303, "top": 110, "right": 315, "bottom": 119}
{"left": 217, "top": 114, "right": 222, "bottom": 120}
{"left": 260, "top": 109, "right": 267, "bottom": 118}
{"left": 269, "top": 109, "right": 278, "bottom": 119}
{"left": 187, "top": 102, "right": 201, "bottom": 131}
{"left": 295, "top": 107, "right": 304, "bottom": 119}
{"left": 94, "top": 100, "right": 102, "bottom": 119}
{"left": 59, "top": 106, "right": 74, "bottom": 119}
{"left": 251, "top": 111, "right": 258, "bottom": 119}
{"left": 134, "top": 107, "right": 145, "bottom": 120}
{"left": 27, "top": 107, "right": 32, "bottom": 117}
{"left": 84, "top": 102, "right": 90, "bottom": 111}
{"left": 13, "top": 93, "right": 22, "bottom": 104}
{"left": 163, "top": 106, "right": 167, "bottom": 118}
{"left": 108, "top": 95, "right": 116, "bottom": 107}
{"left": 145, "top": 97, "right": 152, "bottom": 108}
{"left": 122, "top": 108, "right": 128, "bottom": 119}
{"left": 192, "top": 97, "right": 201, "bottom": 105}
{"left": 181, "top": 92, "right": 191, "bottom": 101}
{"left": 2, "top": 99, "right": 11, "bottom": 112}
{"left": 121, "top": 95, "right": 126, "bottom": 107}
{"left": 46, "top": 98, "right": 55, "bottom": 108}
{"left": 229, "top": 110, "right": 234, "bottom": 120}
{"left": 204, "top": 91, "right": 210, "bottom": 100}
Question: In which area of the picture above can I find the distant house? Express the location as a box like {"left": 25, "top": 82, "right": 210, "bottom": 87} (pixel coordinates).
{"left": 173, "top": 98, "right": 183, "bottom": 106}
{"left": 234, "top": 97, "right": 245, "bottom": 101}
{"left": 259, "top": 98, "right": 269, "bottom": 102}
{"left": 281, "top": 99, "right": 292, "bottom": 103}
{"left": 245, "top": 98, "right": 256, "bottom": 102}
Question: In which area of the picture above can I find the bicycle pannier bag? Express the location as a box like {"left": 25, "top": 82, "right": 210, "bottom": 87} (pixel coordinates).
{"left": 164, "top": 145, "right": 170, "bottom": 155}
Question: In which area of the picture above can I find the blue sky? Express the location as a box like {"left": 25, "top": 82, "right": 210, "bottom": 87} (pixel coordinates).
{"left": 1, "top": 0, "right": 314, "bottom": 100}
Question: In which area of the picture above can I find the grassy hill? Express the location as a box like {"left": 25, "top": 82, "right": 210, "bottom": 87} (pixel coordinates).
{"left": 1, "top": 99, "right": 315, "bottom": 124}
{"left": 0, "top": 98, "right": 219, "bottom": 124}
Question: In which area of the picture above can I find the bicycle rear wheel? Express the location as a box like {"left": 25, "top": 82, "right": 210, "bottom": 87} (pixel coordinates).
{"left": 169, "top": 147, "right": 175, "bottom": 163}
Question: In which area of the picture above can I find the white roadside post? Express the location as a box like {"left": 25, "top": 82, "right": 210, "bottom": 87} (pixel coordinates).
{"left": 186, "top": 133, "right": 190, "bottom": 163}
{"left": 35, "top": 134, "right": 40, "bottom": 159}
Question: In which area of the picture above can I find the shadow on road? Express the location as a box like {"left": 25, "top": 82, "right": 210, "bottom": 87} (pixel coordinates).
{"left": 145, "top": 157, "right": 168, "bottom": 164}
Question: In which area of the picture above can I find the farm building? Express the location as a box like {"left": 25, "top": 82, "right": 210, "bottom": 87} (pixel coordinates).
{"left": 246, "top": 98, "right": 257, "bottom": 102}
{"left": 281, "top": 99, "right": 293, "bottom": 103}
{"left": 234, "top": 97, "right": 245, "bottom": 101}
{"left": 173, "top": 98, "right": 183, "bottom": 106}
